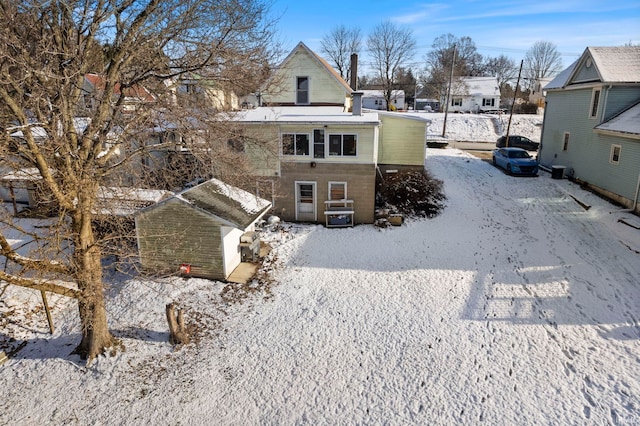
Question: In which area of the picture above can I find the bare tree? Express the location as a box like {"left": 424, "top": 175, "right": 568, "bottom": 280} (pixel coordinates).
{"left": 320, "top": 25, "right": 362, "bottom": 83}
{"left": 367, "top": 21, "right": 416, "bottom": 111}
{"left": 0, "top": 0, "right": 278, "bottom": 361}
{"left": 484, "top": 54, "right": 517, "bottom": 95}
{"left": 420, "top": 34, "right": 484, "bottom": 101}
{"left": 524, "top": 40, "right": 562, "bottom": 89}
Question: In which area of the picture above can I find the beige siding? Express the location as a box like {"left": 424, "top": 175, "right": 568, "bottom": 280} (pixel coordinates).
{"left": 277, "top": 162, "right": 376, "bottom": 224}
{"left": 378, "top": 115, "right": 426, "bottom": 166}
{"left": 136, "top": 199, "right": 226, "bottom": 280}
{"left": 264, "top": 48, "right": 349, "bottom": 106}
{"left": 278, "top": 124, "right": 378, "bottom": 164}
{"left": 243, "top": 124, "right": 280, "bottom": 176}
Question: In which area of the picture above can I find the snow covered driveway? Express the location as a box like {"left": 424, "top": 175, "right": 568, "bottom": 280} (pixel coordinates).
{"left": 1, "top": 148, "right": 638, "bottom": 425}
{"left": 203, "top": 149, "right": 639, "bottom": 424}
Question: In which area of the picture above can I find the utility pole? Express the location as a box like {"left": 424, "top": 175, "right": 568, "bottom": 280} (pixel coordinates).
{"left": 505, "top": 59, "right": 524, "bottom": 147}
{"left": 442, "top": 44, "right": 456, "bottom": 138}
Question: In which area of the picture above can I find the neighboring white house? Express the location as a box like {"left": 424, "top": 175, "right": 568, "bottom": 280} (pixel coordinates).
{"left": 361, "top": 90, "right": 405, "bottom": 111}
{"left": 447, "top": 76, "right": 500, "bottom": 113}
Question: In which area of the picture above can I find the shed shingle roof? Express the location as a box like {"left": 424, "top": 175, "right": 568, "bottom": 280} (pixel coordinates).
{"left": 179, "top": 178, "right": 271, "bottom": 229}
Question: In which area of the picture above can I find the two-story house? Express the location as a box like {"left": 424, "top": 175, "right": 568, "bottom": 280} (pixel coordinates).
{"left": 539, "top": 46, "right": 640, "bottom": 212}
{"left": 234, "top": 42, "right": 431, "bottom": 226}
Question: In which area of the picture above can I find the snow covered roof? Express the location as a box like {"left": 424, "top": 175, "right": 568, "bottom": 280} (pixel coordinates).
{"left": 232, "top": 106, "right": 380, "bottom": 125}
{"left": 544, "top": 60, "right": 578, "bottom": 90}
{"left": 96, "top": 187, "right": 174, "bottom": 216}
{"left": 360, "top": 90, "right": 405, "bottom": 98}
{"left": 462, "top": 76, "right": 500, "bottom": 96}
{"left": 589, "top": 46, "right": 640, "bottom": 83}
{"left": 546, "top": 46, "right": 640, "bottom": 90}
{"left": 594, "top": 101, "right": 640, "bottom": 137}
{"left": 174, "top": 178, "right": 272, "bottom": 229}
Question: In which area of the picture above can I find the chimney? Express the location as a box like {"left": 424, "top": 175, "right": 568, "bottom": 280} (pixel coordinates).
{"left": 352, "top": 91, "right": 363, "bottom": 116}
{"left": 350, "top": 53, "right": 358, "bottom": 90}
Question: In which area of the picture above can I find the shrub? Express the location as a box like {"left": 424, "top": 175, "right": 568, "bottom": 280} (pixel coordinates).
{"left": 376, "top": 169, "right": 446, "bottom": 218}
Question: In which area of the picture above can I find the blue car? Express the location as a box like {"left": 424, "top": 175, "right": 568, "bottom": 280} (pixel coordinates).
{"left": 492, "top": 147, "right": 538, "bottom": 175}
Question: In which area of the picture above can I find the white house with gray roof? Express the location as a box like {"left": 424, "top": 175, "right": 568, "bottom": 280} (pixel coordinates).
{"left": 447, "top": 76, "right": 501, "bottom": 113}
{"left": 539, "top": 46, "right": 640, "bottom": 212}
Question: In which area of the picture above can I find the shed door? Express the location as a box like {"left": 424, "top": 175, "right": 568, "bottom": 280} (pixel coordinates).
{"left": 295, "top": 182, "right": 316, "bottom": 222}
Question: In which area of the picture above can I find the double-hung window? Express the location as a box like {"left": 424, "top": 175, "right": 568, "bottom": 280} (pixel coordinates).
{"left": 282, "top": 133, "right": 310, "bottom": 156}
{"left": 452, "top": 98, "right": 462, "bottom": 107}
{"left": 328, "top": 134, "right": 357, "bottom": 156}
{"left": 296, "top": 76, "right": 309, "bottom": 104}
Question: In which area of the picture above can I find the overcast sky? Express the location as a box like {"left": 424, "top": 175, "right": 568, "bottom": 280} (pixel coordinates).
{"left": 271, "top": 0, "right": 640, "bottom": 74}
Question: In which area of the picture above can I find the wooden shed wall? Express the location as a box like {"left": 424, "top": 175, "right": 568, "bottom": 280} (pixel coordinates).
{"left": 136, "top": 199, "right": 226, "bottom": 280}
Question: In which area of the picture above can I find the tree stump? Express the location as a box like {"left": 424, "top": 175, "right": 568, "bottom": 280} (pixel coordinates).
{"left": 166, "top": 303, "right": 190, "bottom": 345}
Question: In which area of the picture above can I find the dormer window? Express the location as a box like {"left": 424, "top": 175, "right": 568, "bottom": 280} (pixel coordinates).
{"left": 296, "top": 76, "right": 309, "bottom": 104}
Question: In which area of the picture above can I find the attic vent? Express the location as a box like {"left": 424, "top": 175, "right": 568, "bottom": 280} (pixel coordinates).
{"left": 586, "top": 58, "right": 592, "bottom": 68}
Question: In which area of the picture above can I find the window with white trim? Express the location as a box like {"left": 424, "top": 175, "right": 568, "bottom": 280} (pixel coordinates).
{"left": 482, "top": 98, "right": 495, "bottom": 107}
{"left": 296, "top": 76, "right": 309, "bottom": 104}
{"left": 328, "top": 134, "right": 357, "bottom": 156}
{"left": 328, "top": 182, "right": 347, "bottom": 200}
{"left": 563, "top": 132, "right": 570, "bottom": 151}
{"left": 589, "top": 88, "right": 601, "bottom": 119}
{"left": 313, "top": 129, "right": 325, "bottom": 158}
{"left": 452, "top": 98, "right": 462, "bottom": 107}
{"left": 282, "top": 133, "right": 310, "bottom": 156}
{"left": 610, "top": 144, "right": 621, "bottom": 164}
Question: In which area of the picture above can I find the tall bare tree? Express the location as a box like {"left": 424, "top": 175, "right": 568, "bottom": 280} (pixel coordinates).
{"left": 524, "top": 40, "right": 562, "bottom": 89}
{"left": 0, "top": 0, "right": 277, "bottom": 361}
{"left": 420, "top": 34, "right": 484, "bottom": 101}
{"left": 320, "top": 24, "right": 362, "bottom": 83}
{"left": 484, "top": 54, "right": 517, "bottom": 95}
{"left": 367, "top": 21, "right": 416, "bottom": 111}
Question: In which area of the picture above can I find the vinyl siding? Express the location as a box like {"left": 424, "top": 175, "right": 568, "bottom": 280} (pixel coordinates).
{"left": 136, "top": 199, "right": 226, "bottom": 280}
{"left": 278, "top": 124, "right": 377, "bottom": 164}
{"left": 541, "top": 88, "right": 640, "bottom": 207}
{"left": 602, "top": 86, "right": 640, "bottom": 120}
{"left": 378, "top": 115, "right": 426, "bottom": 166}
{"left": 243, "top": 124, "right": 280, "bottom": 176}
{"left": 264, "top": 48, "right": 349, "bottom": 106}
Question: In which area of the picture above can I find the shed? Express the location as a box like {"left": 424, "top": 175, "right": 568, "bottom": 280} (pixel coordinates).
{"left": 135, "top": 178, "right": 272, "bottom": 280}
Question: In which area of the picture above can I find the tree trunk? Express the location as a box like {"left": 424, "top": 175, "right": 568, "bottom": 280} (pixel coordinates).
{"left": 166, "top": 303, "right": 190, "bottom": 345}
{"left": 71, "top": 204, "right": 115, "bottom": 361}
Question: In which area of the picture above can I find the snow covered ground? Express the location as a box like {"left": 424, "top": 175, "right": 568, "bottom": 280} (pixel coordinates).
{"left": 1, "top": 120, "right": 639, "bottom": 425}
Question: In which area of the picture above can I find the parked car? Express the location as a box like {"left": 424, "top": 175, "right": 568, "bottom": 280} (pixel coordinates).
{"left": 492, "top": 147, "right": 539, "bottom": 176}
{"left": 496, "top": 135, "right": 539, "bottom": 151}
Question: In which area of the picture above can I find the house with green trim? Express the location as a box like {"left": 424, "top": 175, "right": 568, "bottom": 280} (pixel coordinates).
{"left": 539, "top": 46, "right": 640, "bottom": 212}
{"left": 236, "top": 42, "right": 430, "bottom": 226}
